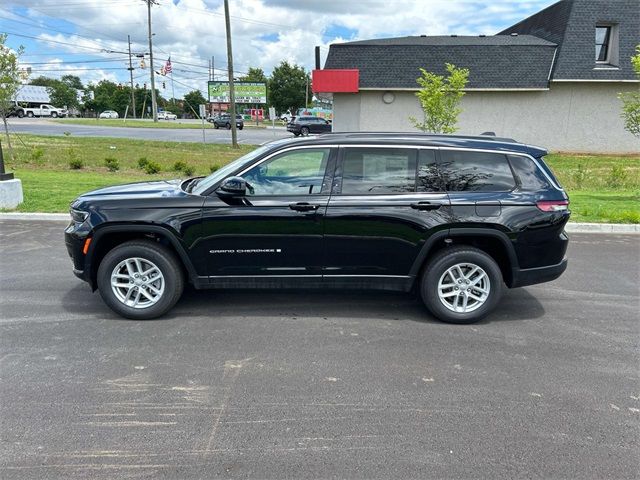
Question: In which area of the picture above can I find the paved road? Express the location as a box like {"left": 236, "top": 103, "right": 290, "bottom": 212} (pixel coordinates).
{"left": 0, "top": 220, "right": 638, "bottom": 479}
{"left": 7, "top": 118, "right": 290, "bottom": 145}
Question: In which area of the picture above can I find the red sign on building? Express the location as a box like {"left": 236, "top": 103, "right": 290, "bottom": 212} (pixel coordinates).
{"left": 312, "top": 69, "right": 359, "bottom": 93}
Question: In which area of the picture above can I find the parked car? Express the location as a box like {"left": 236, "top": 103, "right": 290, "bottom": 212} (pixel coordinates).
{"left": 157, "top": 111, "right": 177, "bottom": 120}
{"left": 65, "top": 133, "right": 570, "bottom": 323}
{"left": 16, "top": 103, "right": 67, "bottom": 118}
{"left": 208, "top": 113, "right": 244, "bottom": 130}
{"left": 287, "top": 116, "right": 331, "bottom": 136}
{"left": 99, "top": 110, "right": 119, "bottom": 119}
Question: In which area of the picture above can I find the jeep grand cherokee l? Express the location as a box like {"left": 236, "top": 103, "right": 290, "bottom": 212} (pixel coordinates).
{"left": 65, "top": 133, "right": 569, "bottom": 324}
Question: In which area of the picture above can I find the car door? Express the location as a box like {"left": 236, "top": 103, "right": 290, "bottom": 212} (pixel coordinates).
{"left": 323, "top": 146, "right": 451, "bottom": 280}
{"left": 40, "top": 105, "right": 50, "bottom": 117}
{"left": 200, "top": 146, "right": 336, "bottom": 277}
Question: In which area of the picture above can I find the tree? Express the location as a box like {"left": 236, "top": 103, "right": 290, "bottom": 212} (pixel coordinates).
{"left": 268, "top": 61, "right": 309, "bottom": 115}
{"left": 182, "top": 90, "right": 206, "bottom": 117}
{"left": 30, "top": 75, "right": 80, "bottom": 110}
{"left": 239, "top": 67, "right": 267, "bottom": 83}
{"left": 409, "top": 63, "right": 469, "bottom": 134}
{"left": 0, "top": 34, "right": 24, "bottom": 160}
{"left": 619, "top": 45, "right": 640, "bottom": 137}
{"left": 61, "top": 74, "right": 83, "bottom": 90}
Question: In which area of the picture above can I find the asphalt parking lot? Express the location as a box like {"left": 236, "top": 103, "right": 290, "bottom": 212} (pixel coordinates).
{"left": 0, "top": 219, "right": 638, "bottom": 479}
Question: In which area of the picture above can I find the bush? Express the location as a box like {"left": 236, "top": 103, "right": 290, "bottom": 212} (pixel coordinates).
{"left": 67, "top": 146, "right": 82, "bottom": 169}
{"left": 30, "top": 147, "right": 45, "bottom": 164}
{"left": 572, "top": 164, "right": 589, "bottom": 190}
{"left": 104, "top": 157, "right": 120, "bottom": 172}
{"left": 182, "top": 165, "right": 195, "bottom": 176}
{"left": 137, "top": 157, "right": 149, "bottom": 169}
{"left": 209, "top": 164, "right": 220, "bottom": 173}
{"left": 69, "top": 157, "right": 84, "bottom": 169}
{"left": 606, "top": 165, "right": 628, "bottom": 189}
{"left": 144, "top": 161, "right": 161, "bottom": 174}
{"left": 172, "top": 161, "right": 187, "bottom": 172}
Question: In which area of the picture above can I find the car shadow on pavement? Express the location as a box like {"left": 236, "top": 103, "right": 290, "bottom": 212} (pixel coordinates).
{"left": 61, "top": 283, "right": 545, "bottom": 325}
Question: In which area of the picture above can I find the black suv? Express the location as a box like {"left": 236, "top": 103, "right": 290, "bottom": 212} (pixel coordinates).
{"left": 65, "top": 133, "right": 569, "bottom": 324}
{"left": 287, "top": 116, "right": 332, "bottom": 136}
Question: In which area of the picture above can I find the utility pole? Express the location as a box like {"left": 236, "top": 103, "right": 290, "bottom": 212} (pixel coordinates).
{"left": 224, "top": 0, "right": 238, "bottom": 148}
{"left": 144, "top": 0, "right": 158, "bottom": 122}
{"left": 127, "top": 35, "right": 136, "bottom": 119}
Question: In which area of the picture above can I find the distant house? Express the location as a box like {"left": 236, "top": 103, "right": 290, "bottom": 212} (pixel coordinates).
{"left": 313, "top": 0, "right": 639, "bottom": 153}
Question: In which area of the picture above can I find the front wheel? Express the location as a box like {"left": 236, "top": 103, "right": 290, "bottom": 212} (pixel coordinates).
{"left": 225, "top": 123, "right": 231, "bottom": 130}
{"left": 97, "top": 240, "right": 184, "bottom": 320}
{"left": 27, "top": 111, "right": 34, "bottom": 118}
{"left": 420, "top": 246, "right": 503, "bottom": 324}
{"left": 17, "top": 110, "right": 24, "bottom": 118}
{"left": 51, "top": 112, "right": 58, "bottom": 118}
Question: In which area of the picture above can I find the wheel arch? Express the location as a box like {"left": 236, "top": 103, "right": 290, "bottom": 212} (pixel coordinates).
{"left": 410, "top": 227, "right": 520, "bottom": 288}
{"left": 85, "top": 224, "right": 198, "bottom": 290}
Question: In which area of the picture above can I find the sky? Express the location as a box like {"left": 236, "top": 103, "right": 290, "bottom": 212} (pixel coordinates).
{"left": 1, "top": 0, "right": 559, "bottom": 99}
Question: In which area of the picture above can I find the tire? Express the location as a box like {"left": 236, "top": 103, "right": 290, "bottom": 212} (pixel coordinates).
{"left": 27, "top": 111, "right": 34, "bottom": 118}
{"left": 300, "top": 126, "right": 310, "bottom": 136}
{"left": 420, "top": 246, "right": 503, "bottom": 324}
{"left": 214, "top": 124, "right": 219, "bottom": 129}
{"left": 238, "top": 126, "right": 243, "bottom": 130}
{"left": 17, "top": 110, "right": 24, "bottom": 118}
{"left": 51, "top": 112, "right": 58, "bottom": 118}
{"left": 97, "top": 240, "right": 184, "bottom": 320}
{"left": 293, "top": 133, "right": 300, "bottom": 137}
{"left": 225, "top": 123, "right": 231, "bottom": 130}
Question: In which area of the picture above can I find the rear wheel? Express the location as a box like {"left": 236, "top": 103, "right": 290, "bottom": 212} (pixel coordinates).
{"left": 420, "top": 246, "right": 503, "bottom": 324}
{"left": 225, "top": 123, "right": 231, "bottom": 130}
{"left": 97, "top": 240, "right": 184, "bottom": 320}
{"left": 300, "top": 126, "right": 310, "bottom": 136}
{"left": 17, "top": 110, "right": 24, "bottom": 118}
{"left": 27, "top": 111, "right": 34, "bottom": 118}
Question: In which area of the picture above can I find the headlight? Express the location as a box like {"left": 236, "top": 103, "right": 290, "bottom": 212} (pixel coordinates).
{"left": 70, "top": 208, "right": 89, "bottom": 223}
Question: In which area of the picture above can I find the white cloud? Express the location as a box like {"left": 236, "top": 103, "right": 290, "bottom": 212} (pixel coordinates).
{"left": 6, "top": 0, "right": 557, "bottom": 97}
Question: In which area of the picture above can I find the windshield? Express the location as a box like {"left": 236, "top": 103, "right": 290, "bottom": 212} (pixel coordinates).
{"left": 191, "top": 144, "right": 273, "bottom": 195}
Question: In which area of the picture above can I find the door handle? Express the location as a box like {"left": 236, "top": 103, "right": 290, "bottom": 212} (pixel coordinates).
{"left": 410, "top": 202, "right": 442, "bottom": 211}
{"left": 289, "top": 202, "right": 320, "bottom": 212}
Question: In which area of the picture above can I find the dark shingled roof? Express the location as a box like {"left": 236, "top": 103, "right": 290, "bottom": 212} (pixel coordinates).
{"left": 324, "top": 39, "right": 557, "bottom": 89}
{"left": 499, "top": 0, "right": 639, "bottom": 81}
{"left": 323, "top": 0, "right": 639, "bottom": 90}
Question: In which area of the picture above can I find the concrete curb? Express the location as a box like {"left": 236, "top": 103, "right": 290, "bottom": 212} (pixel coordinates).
{"left": 1, "top": 212, "right": 638, "bottom": 233}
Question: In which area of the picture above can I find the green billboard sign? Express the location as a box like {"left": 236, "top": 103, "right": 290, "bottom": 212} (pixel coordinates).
{"left": 208, "top": 81, "right": 267, "bottom": 104}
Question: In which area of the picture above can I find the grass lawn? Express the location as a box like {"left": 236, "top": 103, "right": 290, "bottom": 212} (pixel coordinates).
{"left": 2, "top": 134, "right": 639, "bottom": 223}
{"left": 53, "top": 118, "right": 267, "bottom": 129}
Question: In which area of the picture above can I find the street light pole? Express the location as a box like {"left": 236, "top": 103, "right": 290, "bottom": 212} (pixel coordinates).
{"left": 144, "top": 0, "right": 158, "bottom": 122}
{"left": 224, "top": 0, "right": 238, "bottom": 148}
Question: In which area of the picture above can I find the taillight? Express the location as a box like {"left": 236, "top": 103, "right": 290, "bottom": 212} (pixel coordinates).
{"left": 536, "top": 200, "right": 569, "bottom": 212}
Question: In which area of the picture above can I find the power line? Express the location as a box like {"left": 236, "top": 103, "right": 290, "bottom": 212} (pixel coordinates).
{"left": 24, "top": 58, "right": 128, "bottom": 65}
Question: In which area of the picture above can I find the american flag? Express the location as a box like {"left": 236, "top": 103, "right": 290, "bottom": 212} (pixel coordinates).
{"left": 164, "top": 57, "right": 172, "bottom": 74}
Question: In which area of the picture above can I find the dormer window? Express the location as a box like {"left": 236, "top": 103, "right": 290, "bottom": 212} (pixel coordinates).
{"left": 596, "top": 26, "right": 611, "bottom": 62}
{"left": 595, "top": 24, "right": 619, "bottom": 67}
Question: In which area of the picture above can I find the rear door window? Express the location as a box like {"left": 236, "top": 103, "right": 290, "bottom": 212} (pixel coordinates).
{"left": 340, "top": 148, "right": 417, "bottom": 194}
{"left": 439, "top": 150, "right": 515, "bottom": 192}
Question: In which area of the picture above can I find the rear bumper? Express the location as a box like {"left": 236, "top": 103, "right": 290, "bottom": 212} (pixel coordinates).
{"left": 510, "top": 258, "right": 568, "bottom": 288}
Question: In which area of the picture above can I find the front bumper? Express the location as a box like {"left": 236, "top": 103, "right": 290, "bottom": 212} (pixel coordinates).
{"left": 64, "top": 221, "right": 92, "bottom": 284}
{"left": 510, "top": 258, "right": 568, "bottom": 288}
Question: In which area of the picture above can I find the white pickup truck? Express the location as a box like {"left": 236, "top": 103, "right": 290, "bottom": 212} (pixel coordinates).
{"left": 16, "top": 104, "right": 68, "bottom": 118}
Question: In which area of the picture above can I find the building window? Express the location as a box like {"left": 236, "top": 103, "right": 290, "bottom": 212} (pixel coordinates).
{"left": 595, "top": 26, "right": 611, "bottom": 62}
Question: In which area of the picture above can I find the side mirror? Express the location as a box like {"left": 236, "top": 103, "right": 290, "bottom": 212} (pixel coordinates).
{"left": 217, "top": 176, "right": 253, "bottom": 197}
